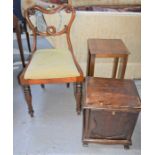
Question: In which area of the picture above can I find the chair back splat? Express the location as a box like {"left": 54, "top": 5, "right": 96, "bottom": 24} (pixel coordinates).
{"left": 25, "top": 4, "right": 75, "bottom": 52}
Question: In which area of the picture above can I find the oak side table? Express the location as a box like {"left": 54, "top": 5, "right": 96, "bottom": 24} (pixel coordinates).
{"left": 82, "top": 77, "right": 141, "bottom": 149}
{"left": 87, "top": 39, "right": 130, "bottom": 79}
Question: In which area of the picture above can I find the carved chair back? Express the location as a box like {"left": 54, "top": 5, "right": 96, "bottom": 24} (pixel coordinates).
{"left": 25, "top": 4, "right": 75, "bottom": 53}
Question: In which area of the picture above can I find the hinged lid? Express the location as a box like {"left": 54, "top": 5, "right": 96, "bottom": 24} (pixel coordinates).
{"left": 84, "top": 77, "right": 141, "bottom": 111}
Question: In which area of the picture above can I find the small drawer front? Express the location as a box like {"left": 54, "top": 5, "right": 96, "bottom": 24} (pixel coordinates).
{"left": 88, "top": 109, "right": 139, "bottom": 140}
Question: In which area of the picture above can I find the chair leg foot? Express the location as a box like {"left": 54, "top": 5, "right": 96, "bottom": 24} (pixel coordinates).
{"left": 23, "top": 85, "right": 34, "bottom": 117}
{"left": 124, "top": 144, "right": 130, "bottom": 150}
{"left": 75, "top": 83, "right": 82, "bottom": 114}
{"left": 29, "top": 110, "right": 34, "bottom": 117}
{"left": 41, "top": 84, "right": 45, "bottom": 89}
{"left": 66, "top": 83, "right": 70, "bottom": 88}
{"left": 83, "top": 142, "right": 88, "bottom": 147}
{"left": 77, "top": 111, "right": 81, "bottom": 115}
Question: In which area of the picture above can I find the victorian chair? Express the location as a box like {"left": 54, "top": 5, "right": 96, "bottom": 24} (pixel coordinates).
{"left": 19, "top": 4, "right": 84, "bottom": 117}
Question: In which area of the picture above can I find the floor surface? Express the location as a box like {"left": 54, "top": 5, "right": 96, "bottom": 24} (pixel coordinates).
{"left": 13, "top": 68, "right": 141, "bottom": 155}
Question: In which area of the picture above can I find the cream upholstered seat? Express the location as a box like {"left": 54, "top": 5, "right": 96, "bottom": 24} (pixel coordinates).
{"left": 24, "top": 48, "right": 80, "bottom": 79}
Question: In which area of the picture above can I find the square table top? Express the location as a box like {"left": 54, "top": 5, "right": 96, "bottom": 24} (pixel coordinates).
{"left": 88, "top": 39, "right": 130, "bottom": 57}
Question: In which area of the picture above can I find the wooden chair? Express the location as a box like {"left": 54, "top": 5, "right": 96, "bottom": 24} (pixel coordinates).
{"left": 19, "top": 4, "right": 84, "bottom": 117}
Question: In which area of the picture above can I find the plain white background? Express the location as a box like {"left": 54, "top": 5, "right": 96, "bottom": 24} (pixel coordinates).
{"left": 0, "top": 0, "right": 155, "bottom": 154}
{"left": 0, "top": 0, "right": 13, "bottom": 155}
{"left": 141, "top": 0, "right": 155, "bottom": 155}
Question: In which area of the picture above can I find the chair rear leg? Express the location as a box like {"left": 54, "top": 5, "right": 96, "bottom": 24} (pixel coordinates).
{"left": 66, "top": 83, "right": 70, "bottom": 88}
{"left": 23, "top": 20, "right": 31, "bottom": 53}
{"left": 75, "top": 83, "right": 83, "bottom": 115}
{"left": 15, "top": 20, "right": 26, "bottom": 68}
{"left": 23, "top": 85, "right": 34, "bottom": 117}
{"left": 41, "top": 84, "right": 45, "bottom": 89}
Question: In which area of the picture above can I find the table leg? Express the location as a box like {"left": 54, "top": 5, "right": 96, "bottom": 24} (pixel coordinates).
{"left": 112, "top": 58, "right": 119, "bottom": 78}
{"left": 120, "top": 56, "right": 128, "bottom": 79}
{"left": 86, "top": 50, "right": 90, "bottom": 76}
{"left": 88, "top": 54, "right": 95, "bottom": 76}
{"left": 83, "top": 109, "right": 90, "bottom": 143}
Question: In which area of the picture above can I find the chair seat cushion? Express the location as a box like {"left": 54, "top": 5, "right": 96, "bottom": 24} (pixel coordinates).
{"left": 24, "top": 48, "right": 80, "bottom": 79}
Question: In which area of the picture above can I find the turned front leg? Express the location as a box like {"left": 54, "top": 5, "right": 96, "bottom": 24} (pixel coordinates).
{"left": 23, "top": 85, "right": 34, "bottom": 117}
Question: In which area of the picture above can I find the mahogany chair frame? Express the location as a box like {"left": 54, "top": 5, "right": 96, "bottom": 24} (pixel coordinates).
{"left": 19, "top": 4, "right": 84, "bottom": 117}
